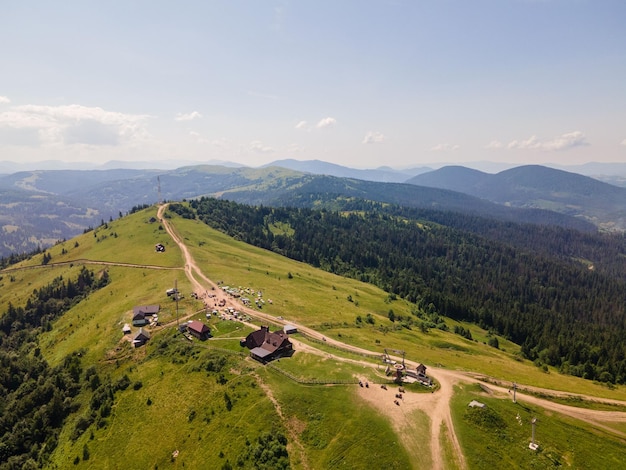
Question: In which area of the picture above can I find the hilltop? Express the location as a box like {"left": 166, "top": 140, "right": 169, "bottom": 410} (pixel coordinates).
{"left": 1, "top": 204, "right": 626, "bottom": 468}
{"left": 0, "top": 163, "right": 608, "bottom": 258}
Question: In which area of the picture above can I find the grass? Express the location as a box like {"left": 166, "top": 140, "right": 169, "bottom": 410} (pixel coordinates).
{"left": 3, "top": 205, "right": 626, "bottom": 468}
{"left": 53, "top": 353, "right": 280, "bottom": 469}
{"left": 164, "top": 210, "right": 626, "bottom": 401}
{"left": 450, "top": 383, "right": 626, "bottom": 469}
{"left": 260, "top": 367, "right": 413, "bottom": 469}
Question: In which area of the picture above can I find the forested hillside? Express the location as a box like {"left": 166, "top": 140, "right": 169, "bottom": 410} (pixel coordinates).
{"left": 0, "top": 267, "right": 110, "bottom": 468}
{"left": 175, "top": 198, "right": 626, "bottom": 384}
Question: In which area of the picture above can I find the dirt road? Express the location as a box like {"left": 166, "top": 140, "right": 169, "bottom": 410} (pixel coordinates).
{"left": 156, "top": 204, "right": 626, "bottom": 470}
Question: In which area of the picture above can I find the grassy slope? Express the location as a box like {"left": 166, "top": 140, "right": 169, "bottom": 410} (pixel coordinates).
{"left": 168, "top": 211, "right": 626, "bottom": 401}
{"left": 2, "top": 206, "right": 626, "bottom": 468}
{"left": 451, "top": 383, "right": 626, "bottom": 469}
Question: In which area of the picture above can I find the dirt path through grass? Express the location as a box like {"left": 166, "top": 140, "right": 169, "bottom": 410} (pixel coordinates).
{"left": 158, "top": 204, "right": 626, "bottom": 469}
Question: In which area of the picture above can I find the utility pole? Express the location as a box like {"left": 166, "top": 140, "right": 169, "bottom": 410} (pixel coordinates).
{"left": 175, "top": 278, "right": 179, "bottom": 327}
{"left": 513, "top": 382, "right": 517, "bottom": 403}
{"left": 157, "top": 176, "right": 162, "bottom": 205}
{"left": 529, "top": 417, "right": 539, "bottom": 450}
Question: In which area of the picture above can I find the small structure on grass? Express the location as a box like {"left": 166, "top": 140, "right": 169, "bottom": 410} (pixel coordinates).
{"left": 132, "top": 311, "right": 147, "bottom": 327}
{"left": 241, "top": 326, "right": 293, "bottom": 363}
{"left": 133, "top": 328, "right": 150, "bottom": 347}
{"left": 122, "top": 323, "right": 132, "bottom": 335}
{"left": 133, "top": 305, "right": 160, "bottom": 316}
{"left": 283, "top": 324, "right": 298, "bottom": 334}
{"left": 132, "top": 305, "right": 159, "bottom": 327}
{"left": 155, "top": 243, "right": 165, "bottom": 252}
{"left": 468, "top": 400, "right": 485, "bottom": 408}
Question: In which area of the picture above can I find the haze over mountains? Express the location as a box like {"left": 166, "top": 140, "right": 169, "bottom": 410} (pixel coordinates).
{"left": 1, "top": 159, "right": 626, "bottom": 258}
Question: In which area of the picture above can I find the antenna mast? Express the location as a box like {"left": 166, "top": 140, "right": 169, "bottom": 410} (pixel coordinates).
{"left": 175, "top": 278, "right": 179, "bottom": 326}
{"left": 157, "top": 176, "right": 162, "bottom": 204}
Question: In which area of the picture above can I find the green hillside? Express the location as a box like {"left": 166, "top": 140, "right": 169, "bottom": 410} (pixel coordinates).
{"left": 1, "top": 206, "right": 626, "bottom": 469}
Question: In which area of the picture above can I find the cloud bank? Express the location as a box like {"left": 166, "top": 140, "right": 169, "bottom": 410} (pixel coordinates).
{"left": 175, "top": 111, "right": 202, "bottom": 121}
{"left": 508, "top": 131, "right": 588, "bottom": 151}
{"left": 362, "top": 131, "right": 386, "bottom": 144}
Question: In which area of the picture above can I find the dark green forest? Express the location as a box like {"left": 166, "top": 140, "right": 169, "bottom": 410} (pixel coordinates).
{"left": 177, "top": 198, "right": 626, "bottom": 384}
{"left": 0, "top": 267, "right": 109, "bottom": 469}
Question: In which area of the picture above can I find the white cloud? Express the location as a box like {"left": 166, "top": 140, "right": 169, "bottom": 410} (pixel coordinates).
{"left": 316, "top": 117, "right": 336, "bottom": 129}
{"left": 508, "top": 131, "right": 589, "bottom": 151}
{"left": 508, "top": 135, "right": 541, "bottom": 150}
{"left": 286, "top": 143, "right": 305, "bottom": 153}
{"left": 0, "top": 96, "right": 10, "bottom": 104}
{"left": 485, "top": 140, "right": 503, "bottom": 149}
{"left": 362, "top": 131, "right": 386, "bottom": 144}
{"left": 175, "top": 111, "right": 202, "bottom": 121}
{"left": 295, "top": 120, "right": 308, "bottom": 130}
{"left": 621, "top": 139, "right": 626, "bottom": 146}
{"left": 249, "top": 140, "right": 274, "bottom": 154}
{"left": 0, "top": 103, "right": 150, "bottom": 147}
{"left": 189, "top": 131, "right": 209, "bottom": 144}
{"left": 430, "top": 143, "right": 459, "bottom": 152}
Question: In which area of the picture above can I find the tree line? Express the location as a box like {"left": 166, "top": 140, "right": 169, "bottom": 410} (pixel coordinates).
{"left": 175, "top": 198, "right": 626, "bottom": 384}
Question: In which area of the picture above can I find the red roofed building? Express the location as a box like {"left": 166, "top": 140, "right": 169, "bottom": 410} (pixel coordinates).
{"left": 187, "top": 320, "right": 211, "bottom": 340}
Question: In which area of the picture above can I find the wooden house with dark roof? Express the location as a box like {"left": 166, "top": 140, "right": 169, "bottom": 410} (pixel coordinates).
{"left": 241, "top": 326, "right": 293, "bottom": 363}
{"left": 133, "top": 305, "right": 160, "bottom": 316}
{"left": 132, "top": 311, "right": 148, "bottom": 327}
{"left": 187, "top": 320, "right": 211, "bottom": 340}
{"left": 133, "top": 328, "right": 150, "bottom": 347}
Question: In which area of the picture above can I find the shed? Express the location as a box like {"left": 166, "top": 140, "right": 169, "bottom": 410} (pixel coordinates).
{"left": 132, "top": 311, "right": 148, "bottom": 327}
{"left": 133, "top": 328, "right": 150, "bottom": 347}
{"left": 122, "top": 323, "right": 132, "bottom": 335}
{"left": 283, "top": 324, "right": 298, "bottom": 334}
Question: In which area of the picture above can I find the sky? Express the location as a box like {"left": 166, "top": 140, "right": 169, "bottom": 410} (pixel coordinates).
{"left": 1, "top": 0, "right": 625, "bottom": 170}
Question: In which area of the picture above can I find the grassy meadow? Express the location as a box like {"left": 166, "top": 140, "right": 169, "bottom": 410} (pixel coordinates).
{"left": 450, "top": 383, "right": 626, "bottom": 469}
{"left": 2, "top": 205, "right": 626, "bottom": 469}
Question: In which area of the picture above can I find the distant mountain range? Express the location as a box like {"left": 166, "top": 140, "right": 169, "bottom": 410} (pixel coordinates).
{"left": 408, "top": 165, "right": 626, "bottom": 231}
{"left": 1, "top": 161, "right": 625, "bottom": 257}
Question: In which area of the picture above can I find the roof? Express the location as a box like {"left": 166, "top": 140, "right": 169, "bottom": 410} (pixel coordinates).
{"left": 133, "top": 328, "right": 150, "bottom": 341}
{"left": 284, "top": 324, "right": 298, "bottom": 333}
{"left": 187, "top": 320, "right": 210, "bottom": 334}
{"left": 133, "top": 305, "right": 160, "bottom": 316}
{"left": 250, "top": 347, "right": 273, "bottom": 358}
{"left": 244, "top": 326, "right": 292, "bottom": 356}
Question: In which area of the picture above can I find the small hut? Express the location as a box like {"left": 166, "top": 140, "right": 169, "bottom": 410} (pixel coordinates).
{"left": 133, "top": 328, "right": 150, "bottom": 347}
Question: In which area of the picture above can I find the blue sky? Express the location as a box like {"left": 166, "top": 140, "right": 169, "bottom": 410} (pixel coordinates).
{"left": 1, "top": 0, "right": 625, "bottom": 169}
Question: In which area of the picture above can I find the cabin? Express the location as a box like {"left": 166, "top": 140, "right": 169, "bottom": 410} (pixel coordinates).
{"left": 187, "top": 320, "right": 211, "bottom": 340}
{"left": 133, "top": 328, "right": 150, "bottom": 347}
{"left": 132, "top": 311, "right": 148, "bottom": 327}
{"left": 241, "top": 326, "right": 293, "bottom": 363}
{"left": 133, "top": 305, "right": 160, "bottom": 316}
